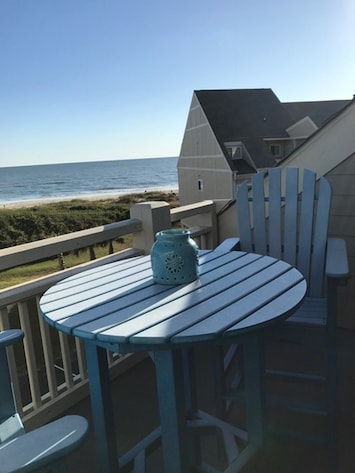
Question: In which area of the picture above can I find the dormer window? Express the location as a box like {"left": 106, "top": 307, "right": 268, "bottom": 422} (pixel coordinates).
{"left": 269, "top": 143, "right": 282, "bottom": 157}
{"left": 225, "top": 143, "right": 243, "bottom": 160}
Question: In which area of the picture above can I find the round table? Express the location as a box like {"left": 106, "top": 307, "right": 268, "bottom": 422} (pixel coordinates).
{"left": 40, "top": 249, "right": 306, "bottom": 473}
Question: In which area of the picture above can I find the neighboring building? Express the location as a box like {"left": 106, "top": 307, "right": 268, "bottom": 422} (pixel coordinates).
{"left": 178, "top": 88, "right": 350, "bottom": 205}
{"left": 215, "top": 97, "right": 355, "bottom": 329}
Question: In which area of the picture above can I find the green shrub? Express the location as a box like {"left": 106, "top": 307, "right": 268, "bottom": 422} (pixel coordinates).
{"left": 0, "top": 192, "right": 178, "bottom": 249}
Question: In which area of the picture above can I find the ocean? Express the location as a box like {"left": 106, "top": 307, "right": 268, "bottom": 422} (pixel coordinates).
{"left": 0, "top": 157, "right": 178, "bottom": 205}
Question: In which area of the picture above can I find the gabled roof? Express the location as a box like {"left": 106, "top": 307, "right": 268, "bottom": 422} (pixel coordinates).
{"left": 278, "top": 97, "right": 355, "bottom": 167}
{"left": 195, "top": 88, "right": 289, "bottom": 170}
{"left": 194, "top": 88, "right": 351, "bottom": 173}
{"left": 283, "top": 100, "right": 351, "bottom": 127}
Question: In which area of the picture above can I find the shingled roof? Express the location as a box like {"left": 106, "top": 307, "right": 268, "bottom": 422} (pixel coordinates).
{"left": 283, "top": 100, "right": 351, "bottom": 127}
{"left": 194, "top": 88, "right": 350, "bottom": 172}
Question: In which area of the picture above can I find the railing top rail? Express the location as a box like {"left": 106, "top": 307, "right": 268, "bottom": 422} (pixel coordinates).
{"left": 170, "top": 200, "right": 215, "bottom": 222}
{"left": 0, "top": 248, "right": 143, "bottom": 308}
{"left": 0, "top": 218, "right": 142, "bottom": 271}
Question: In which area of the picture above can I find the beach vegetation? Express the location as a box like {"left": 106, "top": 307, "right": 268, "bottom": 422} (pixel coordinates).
{"left": 0, "top": 191, "right": 178, "bottom": 248}
{"left": 0, "top": 239, "right": 130, "bottom": 290}
{"left": 0, "top": 191, "right": 178, "bottom": 289}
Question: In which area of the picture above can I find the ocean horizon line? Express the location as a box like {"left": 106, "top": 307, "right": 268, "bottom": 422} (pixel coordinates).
{"left": 0, "top": 156, "right": 178, "bottom": 169}
{"left": 1, "top": 157, "right": 178, "bottom": 207}
{"left": 1, "top": 185, "right": 179, "bottom": 208}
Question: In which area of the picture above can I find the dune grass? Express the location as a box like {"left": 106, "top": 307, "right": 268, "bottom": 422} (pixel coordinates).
{"left": 0, "top": 238, "right": 132, "bottom": 290}
{"left": 0, "top": 190, "right": 179, "bottom": 290}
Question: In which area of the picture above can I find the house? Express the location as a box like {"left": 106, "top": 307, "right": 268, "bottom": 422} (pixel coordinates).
{"left": 178, "top": 88, "right": 350, "bottom": 205}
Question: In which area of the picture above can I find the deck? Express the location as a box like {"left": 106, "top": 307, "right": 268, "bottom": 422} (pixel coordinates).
{"left": 1, "top": 198, "right": 353, "bottom": 472}
{"left": 62, "top": 328, "right": 355, "bottom": 473}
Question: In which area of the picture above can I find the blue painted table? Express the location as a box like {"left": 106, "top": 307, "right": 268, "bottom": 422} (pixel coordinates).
{"left": 39, "top": 249, "right": 306, "bottom": 473}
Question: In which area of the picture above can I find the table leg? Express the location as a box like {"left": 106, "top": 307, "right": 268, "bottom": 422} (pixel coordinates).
{"left": 182, "top": 348, "right": 203, "bottom": 466}
{"left": 85, "top": 341, "right": 118, "bottom": 473}
{"left": 243, "top": 335, "right": 265, "bottom": 448}
{"left": 154, "top": 349, "right": 190, "bottom": 473}
{"left": 182, "top": 348, "right": 197, "bottom": 415}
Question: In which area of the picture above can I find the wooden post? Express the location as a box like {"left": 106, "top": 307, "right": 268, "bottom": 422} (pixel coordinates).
{"left": 130, "top": 201, "right": 171, "bottom": 254}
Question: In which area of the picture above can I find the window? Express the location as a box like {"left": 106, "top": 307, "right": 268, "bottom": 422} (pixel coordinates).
{"left": 269, "top": 144, "right": 282, "bottom": 157}
{"left": 226, "top": 145, "right": 243, "bottom": 160}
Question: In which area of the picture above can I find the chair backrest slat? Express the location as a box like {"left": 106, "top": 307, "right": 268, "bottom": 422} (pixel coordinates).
{"left": 297, "top": 169, "right": 316, "bottom": 284}
{"left": 236, "top": 167, "right": 331, "bottom": 296}
{"left": 310, "top": 176, "right": 332, "bottom": 297}
{"left": 283, "top": 167, "right": 299, "bottom": 266}
{"left": 236, "top": 180, "right": 253, "bottom": 253}
{"left": 252, "top": 172, "right": 267, "bottom": 255}
{"left": 268, "top": 168, "right": 282, "bottom": 259}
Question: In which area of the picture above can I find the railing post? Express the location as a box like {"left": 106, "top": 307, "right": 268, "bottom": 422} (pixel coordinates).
{"left": 130, "top": 202, "right": 171, "bottom": 254}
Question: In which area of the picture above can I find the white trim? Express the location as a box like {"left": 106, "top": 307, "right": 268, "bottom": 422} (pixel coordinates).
{"left": 178, "top": 166, "right": 232, "bottom": 173}
{"left": 264, "top": 136, "right": 309, "bottom": 142}
{"left": 286, "top": 116, "right": 318, "bottom": 138}
{"left": 179, "top": 154, "right": 224, "bottom": 159}
{"left": 184, "top": 123, "right": 209, "bottom": 132}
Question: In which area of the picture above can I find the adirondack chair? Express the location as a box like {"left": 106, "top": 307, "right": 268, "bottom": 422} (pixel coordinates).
{"left": 216, "top": 167, "right": 349, "bottom": 471}
{"left": 0, "top": 329, "right": 88, "bottom": 473}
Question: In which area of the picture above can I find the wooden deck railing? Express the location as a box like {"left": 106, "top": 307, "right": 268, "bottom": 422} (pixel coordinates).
{"left": 0, "top": 200, "right": 216, "bottom": 430}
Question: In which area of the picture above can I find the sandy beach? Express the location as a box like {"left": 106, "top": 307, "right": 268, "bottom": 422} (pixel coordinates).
{"left": 1, "top": 189, "right": 179, "bottom": 210}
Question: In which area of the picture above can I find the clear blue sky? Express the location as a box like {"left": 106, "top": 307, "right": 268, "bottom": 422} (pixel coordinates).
{"left": 1, "top": 0, "right": 354, "bottom": 167}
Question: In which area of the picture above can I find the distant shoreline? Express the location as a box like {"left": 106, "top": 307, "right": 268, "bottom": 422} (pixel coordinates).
{"left": 0, "top": 157, "right": 178, "bottom": 208}
{"left": 1, "top": 188, "right": 179, "bottom": 210}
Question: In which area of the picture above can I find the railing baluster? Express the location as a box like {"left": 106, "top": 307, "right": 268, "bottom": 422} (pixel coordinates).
{"left": 58, "top": 331, "right": 75, "bottom": 389}
{"left": 75, "top": 337, "right": 87, "bottom": 381}
{"left": 0, "top": 306, "right": 10, "bottom": 331}
{"left": 36, "top": 296, "right": 58, "bottom": 399}
{"left": 18, "top": 301, "right": 42, "bottom": 410}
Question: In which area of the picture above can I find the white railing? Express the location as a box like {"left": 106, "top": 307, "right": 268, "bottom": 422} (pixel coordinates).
{"left": 0, "top": 200, "right": 217, "bottom": 430}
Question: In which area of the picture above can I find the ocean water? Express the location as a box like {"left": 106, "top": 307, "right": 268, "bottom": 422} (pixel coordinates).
{"left": 0, "top": 157, "right": 178, "bottom": 205}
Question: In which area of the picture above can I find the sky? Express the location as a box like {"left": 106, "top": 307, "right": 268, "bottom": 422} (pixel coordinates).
{"left": 1, "top": 0, "right": 355, "bottom": 167}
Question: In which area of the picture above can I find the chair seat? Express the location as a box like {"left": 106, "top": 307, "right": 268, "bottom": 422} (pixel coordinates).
{"left": 0, "top": 415, "right": 88, "bottom": 473}
{"left": 285, "top": 298, "right": 327, "bottom": 326}
{"left": 267, "top": 298, "right": 327, "bottom": 348}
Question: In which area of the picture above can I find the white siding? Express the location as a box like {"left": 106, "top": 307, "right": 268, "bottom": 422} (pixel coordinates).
{"left": 279, "top": 102, "right": 355, "bottom": 178}
{"left": 326, "top": 155, "right": 355, "bottom": 329}
{"left": 178, "top": 93, "right": 233, "bottom": 205}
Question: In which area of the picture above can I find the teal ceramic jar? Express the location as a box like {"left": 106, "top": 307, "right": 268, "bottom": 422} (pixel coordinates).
{"left": 150, "top": 229, "right": 199, "bottom": 284}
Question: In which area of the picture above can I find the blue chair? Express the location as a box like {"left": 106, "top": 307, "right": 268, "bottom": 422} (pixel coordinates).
{"left": 217, "top": 167, "right": 349, "bottom": 471}
{"left": 0, "top": 329, "right": 88, "bottom": 473}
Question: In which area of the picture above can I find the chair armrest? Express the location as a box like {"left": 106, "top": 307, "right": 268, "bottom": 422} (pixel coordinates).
{"left": 215, "top": 238, "right": 241, "bottom": 252}
{"left": 0, "top": 329, "right": 24, "bottom": 349}
{"left": 325, "top": 237, "right": 350, "bottom": 279}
